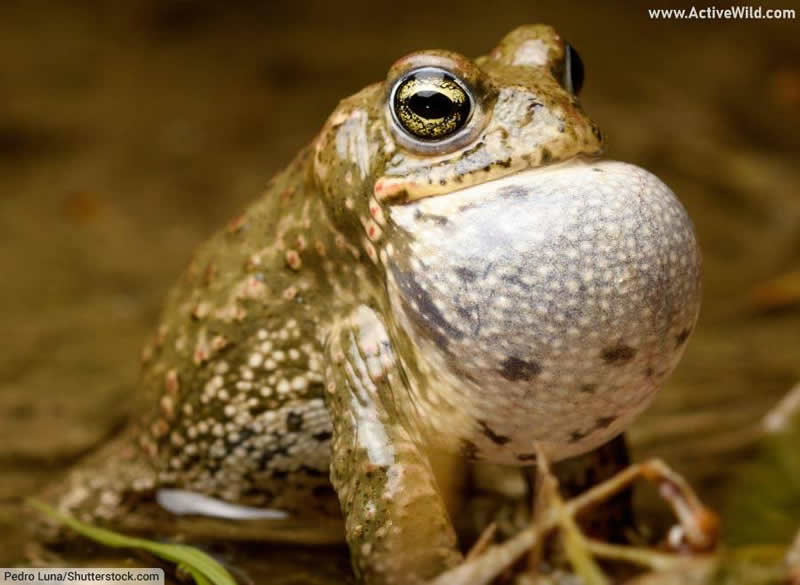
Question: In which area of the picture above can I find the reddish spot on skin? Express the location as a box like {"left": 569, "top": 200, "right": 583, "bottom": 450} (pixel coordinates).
{"left": 369, "top": 202, "right": 386, "bottom": 224}
{"left": 286, "top": 249, "right": 302, "bottom": 270}
{"left": 226, "top": 213, "right": 247, "bottom": 234}
{"left": 165, "top": 370, "right": 180, "bottom": 396}
{"left": 151, "top": 419, "right": 169, "bottom": 439}
{"left": 280, "top": 188, "right": 295, "bottom": 202}
{"left": 365, "top": 219, "right": 383, "bottom": 242}
{"left": 193, "top": 349, "right": 208, "bottom": 364}
{"left": 374, "top": 178, "right": 412, "bottom": 200}
{"left": 210, "top": 336, "right": 229, "bottom": 352}
{"left": 244, "top": 276, "right": 266, "bottom": 299}
{"left": 142, "top": 439, "right": 158, "bottom": 458}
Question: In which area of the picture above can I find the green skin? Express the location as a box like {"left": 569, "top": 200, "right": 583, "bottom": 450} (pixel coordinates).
{"left": 49, "top": 25, "right": 663, "bottom": 585}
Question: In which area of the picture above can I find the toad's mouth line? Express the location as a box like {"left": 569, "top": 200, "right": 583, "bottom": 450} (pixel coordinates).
{"left": 377, "top": 155, "right": 607, "bottom": 205}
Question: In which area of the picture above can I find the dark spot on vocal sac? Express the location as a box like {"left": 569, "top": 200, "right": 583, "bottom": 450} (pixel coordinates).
{"left": 454, "top": 304, "right": 472, "bottom": 321}
{"left": 500, "top": 273, "right": 527, "bottom": 289}
{"left": 579, "top": 383, "right": 597, "bottom": 394}
{"left": 499, "top": 356, "right": 541, "bottom": 381}
{"left": 286, "top": 411, "right": 303, "bottom": 432}
{"left": 540, "top": 148, "right": 552, "bottom": 164}
{"left": 439, "top": 178, "right": 447, "bottom": 185}
{"left": 496, "top": 158, "right": 512, "bottom": 168}
{"left": 601, "top": 344, "right": 636, "bottom": 365}
{"left": 478, "top": 420, "right": 511, "bottom": 445}
{"left": 592, "top": 167, "right": 604, "bottom": 173}
{"left": 497, "top": 185, "right": 528, "bottom": 200}
{"left": 675, "top": 327, "right": 692, "bottom": 348}
{"left": 517, "top": 452, "right": 538, "bottom": 462}
{"left": 392, "top": 267, "right": 463, "bottom": 348}
{"left": 460, "top": 438, "right": 480, "bottom": 459}
{"left": 413, "top": 208, "right": 449, "bottom": 226}
{"left": 455, "top": 266, "right": 477, "bottom": 283}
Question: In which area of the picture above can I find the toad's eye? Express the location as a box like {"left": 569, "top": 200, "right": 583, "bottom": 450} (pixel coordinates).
{"left": 563, "top": 43, "right": 584, "bottom": 95}
{"left": 391, "top": 67, "right": 473, "bottom": 141}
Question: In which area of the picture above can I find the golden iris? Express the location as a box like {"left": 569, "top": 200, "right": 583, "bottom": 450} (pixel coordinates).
{"left": 392, "top": 69, "right": 472, "bottom": 140}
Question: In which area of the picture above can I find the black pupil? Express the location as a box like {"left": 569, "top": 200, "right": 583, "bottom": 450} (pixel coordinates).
{"left": 408, "top": 90, "right": 454, "bottom": 120}
{"left": 565, "top": 43, "right": 585, "bottom": 94}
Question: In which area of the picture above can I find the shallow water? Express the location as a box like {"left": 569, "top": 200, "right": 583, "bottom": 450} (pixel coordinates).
{"left": 1, "top": 1, "right": 799, "bottom": 581}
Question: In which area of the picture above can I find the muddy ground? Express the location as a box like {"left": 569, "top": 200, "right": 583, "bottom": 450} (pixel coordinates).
{"left": 1, "top": 1, "right": 799, "bottom": 582}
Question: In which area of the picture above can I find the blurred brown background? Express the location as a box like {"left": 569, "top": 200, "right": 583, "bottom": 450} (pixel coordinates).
{"left": 1, "top": 0, "right": 799, "bottom": 576}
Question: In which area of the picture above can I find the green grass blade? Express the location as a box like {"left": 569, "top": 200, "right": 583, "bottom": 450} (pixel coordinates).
{"left": 28, "top": 499, "right": 237, "bottom": 585}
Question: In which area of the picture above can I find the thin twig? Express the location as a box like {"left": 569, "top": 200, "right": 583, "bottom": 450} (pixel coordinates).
{"left": 763, "top": 381, "right": 800, "bottom": 433}
{"left": 534, "top": 445, "right": 610, "bottom": 585}
{"left": 465, "top": 522, "right": 497, "bottom": 562}
{"left": 425, "top": 456, "right": 718, "bottom": 585}
{"left": 585, "top": 539, "right": 695, "bottom": 571}
{"left": 526, "top": 460, "right": 547, "bottom": 574}
{"left": 426, "top": 524, "right": 544, "bottom": 585}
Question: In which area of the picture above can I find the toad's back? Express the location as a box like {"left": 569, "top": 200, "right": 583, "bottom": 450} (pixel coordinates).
{"left": 58, "top": 150, "right": 368, "bottom": 523}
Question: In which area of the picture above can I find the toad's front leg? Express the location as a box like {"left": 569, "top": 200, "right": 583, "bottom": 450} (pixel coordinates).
{"left": 325, "top": 306, "right": 463, "bottom": 585}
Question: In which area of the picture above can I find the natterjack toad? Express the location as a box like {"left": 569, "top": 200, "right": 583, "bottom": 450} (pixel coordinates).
{"left": 48, "top": 25, "right": 701, "bottom": 584}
